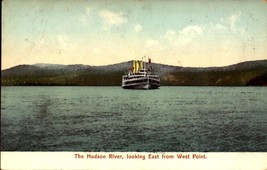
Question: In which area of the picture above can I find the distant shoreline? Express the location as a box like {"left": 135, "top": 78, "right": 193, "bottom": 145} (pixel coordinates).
{"left": 1, "top": 85, "right": 266, "bottom": 87}
{"left": 2, "top": 60, "right": 267, "bottom": 86}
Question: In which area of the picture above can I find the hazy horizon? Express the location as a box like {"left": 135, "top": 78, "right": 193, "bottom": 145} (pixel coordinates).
{"left": 2, "top": 0, "right": 267, "bottom": 70}
{"left": 2, "top": 58, "right": 267, "bottom": 70}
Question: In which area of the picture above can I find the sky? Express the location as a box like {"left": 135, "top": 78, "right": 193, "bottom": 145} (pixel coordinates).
{"left": 2, "top": 0, "right": 267, "bottom": 70}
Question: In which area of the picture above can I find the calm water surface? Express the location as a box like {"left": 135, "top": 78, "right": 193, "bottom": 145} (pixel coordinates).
{"left": 1, "top": 86, "right": 267, "bottom": 151}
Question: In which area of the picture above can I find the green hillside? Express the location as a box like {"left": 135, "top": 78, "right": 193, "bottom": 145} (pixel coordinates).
{"left": 1, "top": 60, "right": 267, "bottom": 86}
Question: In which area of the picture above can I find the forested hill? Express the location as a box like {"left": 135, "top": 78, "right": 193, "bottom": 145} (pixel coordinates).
{"left": 1, "top": 60, "right": 267, "bottom": 86}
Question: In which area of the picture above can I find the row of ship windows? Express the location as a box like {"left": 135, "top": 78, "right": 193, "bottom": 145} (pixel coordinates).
{"left": 124, "top": 79, "right": 160, "bottom": 85}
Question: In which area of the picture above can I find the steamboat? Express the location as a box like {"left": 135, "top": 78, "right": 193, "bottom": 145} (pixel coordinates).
{"left": 122, "top": 58, "right": 160, "bottom": 89}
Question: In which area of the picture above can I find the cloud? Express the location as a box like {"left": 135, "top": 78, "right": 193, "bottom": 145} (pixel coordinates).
{"left": 165, "top": 29, "right": 176, "bottom": 41}
{"left": 163, "top": 11, "right": 244, "bottom": 47}
{"left": 179, "top": 25, "right": 204, "bottom": 37}
{"left": 146, "top": 39, "right": 160, "bottom": 47}
{"left": 212, "top": 23, "right": 227, "bottom": 32}
{"left": 85, "top": 7, "right": 91, "bottom": 15}
{"left": 228, "top": 11, "right": 241, "bottom": 27}
{"left": 166, "top": 29, "right": 176, "bottom": 36}
{"left": 99, "top": 9, "right": 128, "bottom": 27}
{"left": 158, "top": 11, "right": 253, "bottom": 67}
{"left": 134, "top": 24, "right": 142, "bottom": 32}
{"left": 57, "top": 34, "right": 69, "bottom": 48}
{"left": 79, "top": 6, "right": 92, "bottom": 25}
{"left": 162, "top": 25, "right": 204, "bottom": 45}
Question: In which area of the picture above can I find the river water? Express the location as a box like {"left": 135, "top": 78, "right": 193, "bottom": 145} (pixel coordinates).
{"left": 1, "top": 86, "right": 267, "bottom": 151}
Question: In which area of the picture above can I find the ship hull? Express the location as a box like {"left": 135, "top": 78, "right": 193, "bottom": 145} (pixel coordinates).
{"left": 122, "top": 77, "right": 160, "bottom": 89}
{"left": 122, "top": 83, "right": 159, "bottom": 89}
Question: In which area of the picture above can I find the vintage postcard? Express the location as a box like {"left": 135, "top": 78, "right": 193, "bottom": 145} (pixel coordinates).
{"left": 1, "top": 0, "right": 267, "bottom": 169}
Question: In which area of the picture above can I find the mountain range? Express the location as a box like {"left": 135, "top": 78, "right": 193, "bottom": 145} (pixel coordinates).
{"left": 1, "top": 60, "right": 267, "bottom": 86}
